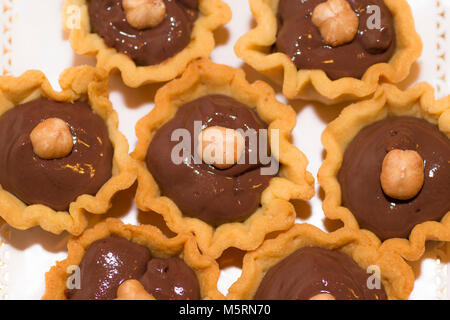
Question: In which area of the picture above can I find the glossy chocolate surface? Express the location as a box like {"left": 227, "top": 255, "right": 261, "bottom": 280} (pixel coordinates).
{"left": 146, "top": 94, "right": 277, "bottom": 227}
{"left": 88, "top": 0, "right": 198, "bottom": 66}
{"left": 276, "top": 0, "right": 396, "bottom": 79}
{"left": 255, "top": 247, "right": 387, "bottom": 300}
{"left": 0, "top": 98, "right": 113, "bottom": 211}
{"left": 339, "top": 117, "right": 450, "bottom": 240}
{"left": 139, "top": 257, "right": 201, "bottom": 300}
{"left": 66, "top": 236, "right": 151, "bottom": 300}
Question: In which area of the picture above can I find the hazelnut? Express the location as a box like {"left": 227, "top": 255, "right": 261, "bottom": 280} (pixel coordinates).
{"left": 116, "top": 280, "right": 156, "bottom": 300}
{"left": 197, "top": 126, "right": 245, "bottom": 170}
{"left": 30, "top": 118, "right": 74, "bottom": 160}
{"left": 311, "top": 0, "right": 359, "bottom": 47}
{"left": 122, "top": 0, "right": 166, "bottom": 30}
{"left": 310, "top": 293, "right": 336, "bottom": 300}
{"left": 380, "top": 149, "right": 424, "bottom": 200}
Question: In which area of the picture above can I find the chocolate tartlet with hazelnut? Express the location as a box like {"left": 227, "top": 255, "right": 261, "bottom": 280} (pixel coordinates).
{"left": 63, "top": 0, "right": 231, "bottom": 87}
{"left": 0, "top": 66, "right": 136, "bottom": 235}
{"left": 235, "top": 0, "right": 422, "bottom": 103}
{"left": 133, "top": 59, "right": 315, "bottom": 259}
{"left": 319, "top": 83, "right": 450, "bottom": 258}
{"left": 43, "top": 218, "right": 223, "bottom": 300}
{"left": 227, "top": 224, "right": 415, "bottom": 300}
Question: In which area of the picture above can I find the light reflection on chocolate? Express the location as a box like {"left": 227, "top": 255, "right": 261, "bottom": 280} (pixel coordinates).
{"left": 276, "top": 0, "right": 396, "bottom": 79}
{"left": 88, "top": 0, "right": 198, "bottom": 66}
{"left": 0, "top": 98, "right": 114, "bottom": 211}
{"left": 339, "top": 116, "right": 450, "bottom": 240}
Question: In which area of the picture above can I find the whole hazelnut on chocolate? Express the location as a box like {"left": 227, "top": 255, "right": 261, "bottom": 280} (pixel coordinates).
{"left": 311, "top": 0, "right": 359, "bottom": 47}
{"left": 380, "top": 149, "right": 425, "bottom": 200}
{"left": 310, "top": 293, "right": 336, "bottom": 300}
{"left": 30, "top": 118, "right": 74, "bottom": 160}
{"left": 122, "top": 0, "right": 166, "bottom": 30}
{"left": 197, "top": 126, "right": 245, "bottom": 170}
{"left": 116, "top": 280, "right": 156, "bottom": 300}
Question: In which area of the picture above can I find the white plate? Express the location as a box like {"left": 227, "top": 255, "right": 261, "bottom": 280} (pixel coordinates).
{"left": 0, "top": 0, "right": 448, "bottom": 300}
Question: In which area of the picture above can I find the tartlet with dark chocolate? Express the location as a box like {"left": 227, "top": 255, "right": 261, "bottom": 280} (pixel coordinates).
{"left": 319, "top": 82, "right": 450, "bottom": 261}
{"left": 43, "top": 218, "right": 222, "bottom": 300}
{"left": 227, "top": 224, "right": 414, "bottom": 300}
{"left": 234, "top": 0, "right": 422, "bottom": 104}
{"left": 63, "top": 0, "right": 231, "bottom": 87}
{"left": 0, "top": 66, "right": 136, "bottom": 235}
{"left": 132, "top": 59, "right": 315, "bottom": 259}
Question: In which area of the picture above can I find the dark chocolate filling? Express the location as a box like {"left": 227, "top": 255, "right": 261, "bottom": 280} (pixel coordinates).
{"left": 0, "top": 98, "right": 113, "bottom": 211}
{"left": 255, "top": 247, "right": 387, "bottom": 300}
{"left": 276, "top": 0, "right": 396, "bottom": 80}
{"left": 146, "top": 95, "right": 278, "bottom": 227}
{"left": 66, "top": 236, "right": 201, "bottom": 300}
{"left": 139, "top": 257, "right": 201, "bottom": 300}
{"left": 88, "top": 0, "right": 198, "bottom": 66}
{"left": 338, "top": 117, "right": 450, "bottom": 240}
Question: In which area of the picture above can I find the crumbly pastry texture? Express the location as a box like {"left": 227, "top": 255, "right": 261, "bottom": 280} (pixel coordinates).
{"left": 63, "top": 0, "right": 232, "bottom": 88}
{"left": 132, "top": 58, "right": 315, "bottom": 259}
{"left": 318, "top": 82, "right": 450, "bottom": 261}
{"left": 234, "top": 0, "right": 422, "bottom": 104}
{"left": 226, "top": 224, "right": 415, "bottom": 300}
{"left": 0, "top": 66, "right": 136, "bottom": 235}
{"left": 42, "top": 218, "right": 223, "bottom": 300}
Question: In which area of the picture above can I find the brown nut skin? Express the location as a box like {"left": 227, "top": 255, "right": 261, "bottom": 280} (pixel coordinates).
{"left": 380, "top": 149, "right": 425, "bottom": 200}
{"left": 122, "top": 0, "right": 166, "bottom": 30}
{"left": 197, "top": 126, "right": 245, "bottom": 170}
{"left": 115, "top": 280, "right": 156, "bottom": 300}
{"left": 29, "top": 118, "right": 74, "bottom": 160}
{"left": 310, "top": 293, "right": 336, "bottom": 300}
{"left": 311, "top": 0, "right": 359, "bottom": 47}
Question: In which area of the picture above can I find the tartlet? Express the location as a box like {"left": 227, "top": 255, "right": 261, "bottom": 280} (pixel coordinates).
{"left": 0, "top": 66, "right": 136, "bottom": 235}
{"left": 226, "top": 224, "right": 414, "bottom": 300}
{"left": 318, "top": 82, "right": 450, "bottom": 261}
{"left": 132, "top": 58, "right": 315, "bottom": 259}
{"left": 63, "top": 0, "right": 231, "bottom": 87}
{"left": 43, "top": 218, "right": 222, "bottom": 300}
{"left": 234, "top": 0, "right": 422, "bottom": 104}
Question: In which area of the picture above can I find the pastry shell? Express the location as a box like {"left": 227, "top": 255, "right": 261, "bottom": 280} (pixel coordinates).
{"left": 42, "top": 218, "right": 223, "bottom": 300}
{"left": 234, "top": 0, "right": 423, "bottom": 104}
{"left": 318, "top": 82, "right": 450, "bottom": 261}
{"left": 132, "top": 58, "right": 315, "bottom": 259}
{"left": 0, "top": 66, "right": 136, "bottom": 235}
{"left": 63, "top": 0, "right": 232, "bottom": 88}
{"left": 226, "top": 224, "right": 415, "bottom": 300}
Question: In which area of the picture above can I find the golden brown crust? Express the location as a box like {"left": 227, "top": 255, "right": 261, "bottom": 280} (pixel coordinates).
{"left": 42, "top": 218, "right": 223, "bottom": 300}
{"left": 132, "top": 58, "right": 315, "bottom": 259}
{"left": 318, "top": 82, "right": 450, "bottom": 261}
{"left": 63, "top": 0, "right": 232, "bottom": 88}
{"left": 226, "top": 224, "right": 415, "bottom": 300}
{"left": 0, "top": 66, "right": 137, "bottom": 235}
{"left": 234, "top": 0, "right": 423, "bottom": 104}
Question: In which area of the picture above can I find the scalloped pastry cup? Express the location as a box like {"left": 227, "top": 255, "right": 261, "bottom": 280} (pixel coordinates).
{"left": 132, "top": 58, "right": 315, "bottom": 259}
{"left": 63, "top": 0, "right": 232, "bottom": 88}
{"left": 0, "top": 66, "right": 136, "bottom": 235}
{"left": 227, "top": 224, "right": 415, "bottom": 300}
{"left": 42, "top": 218, "right": 223, "bottom": 300}
{"left": 234, "top": 0, "right": 422, "bottom": 104}
{"left": 318, "top": 82, "right": 450, "bottom": 261}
